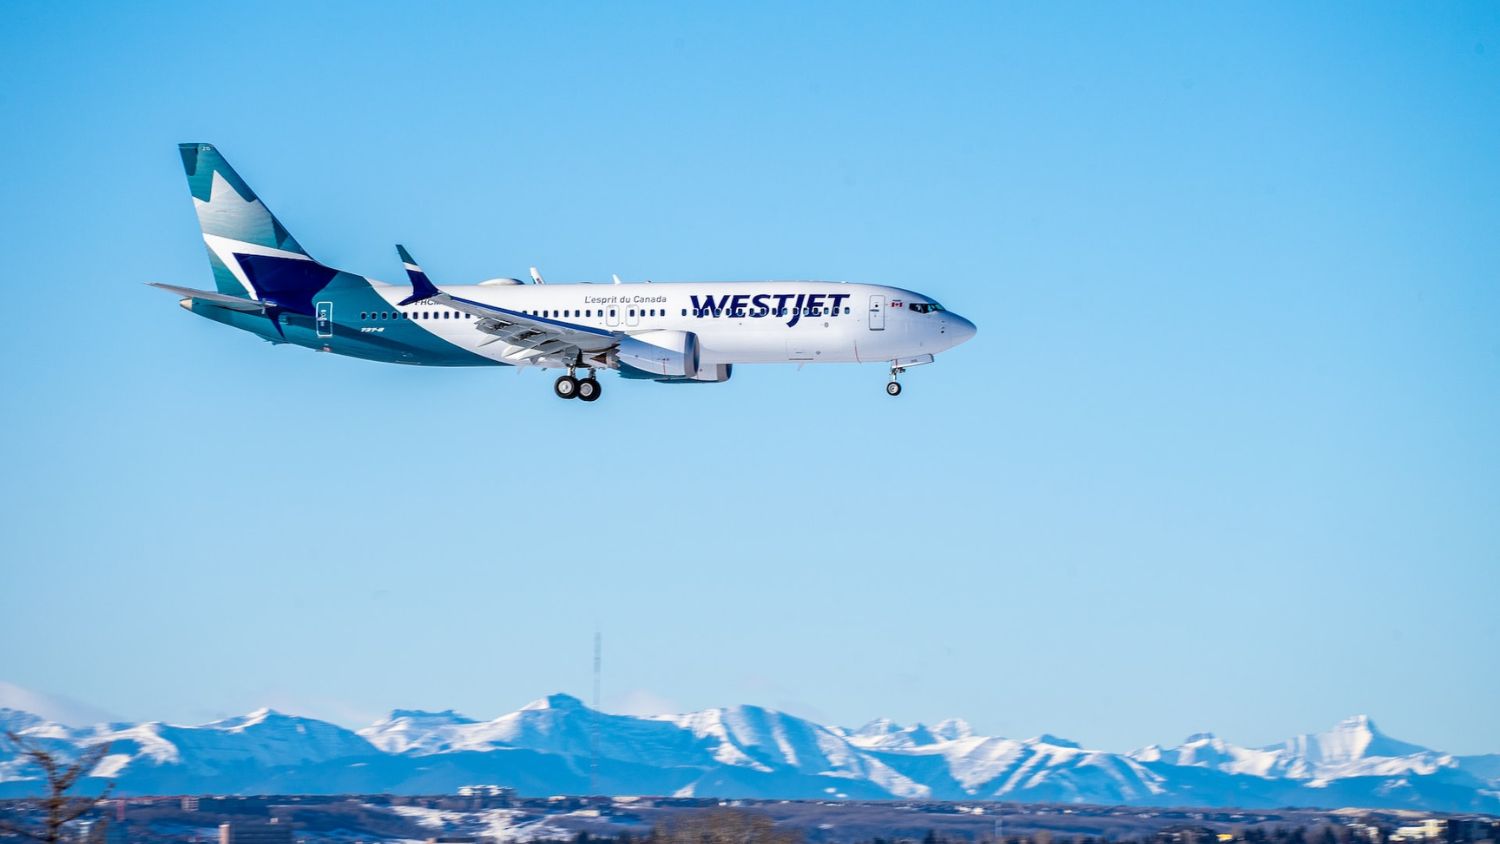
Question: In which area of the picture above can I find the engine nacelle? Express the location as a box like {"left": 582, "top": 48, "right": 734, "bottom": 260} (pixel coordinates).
{"left": 615, "top": 330, "right": 701, "bottom": 379}
{"left": 678, "top": 364, "right": 732, "bottom": 383}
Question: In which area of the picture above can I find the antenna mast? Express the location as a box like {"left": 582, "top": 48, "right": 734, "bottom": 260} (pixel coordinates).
{"left": 589, "top": 630, "right": 601, "bottom": 795}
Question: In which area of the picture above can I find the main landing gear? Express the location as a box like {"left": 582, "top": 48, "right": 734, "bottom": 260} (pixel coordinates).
{"left": 554, "top": 368, "right": 602, "bottom": 402}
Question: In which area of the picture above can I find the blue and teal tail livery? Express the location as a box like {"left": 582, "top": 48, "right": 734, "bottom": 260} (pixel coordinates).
{"left": 396, "top": 244, "right": 439, "bottom": 305}
{"left": 177, "top": 144, "right": 338, "bottom": 333}
{"left": 179, "top": 143, "right": 307, "bottom": 256}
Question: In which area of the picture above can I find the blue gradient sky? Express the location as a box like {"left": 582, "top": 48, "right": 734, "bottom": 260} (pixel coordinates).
{"left": 1, "top": 2, "right": 1497, "bottom": 754}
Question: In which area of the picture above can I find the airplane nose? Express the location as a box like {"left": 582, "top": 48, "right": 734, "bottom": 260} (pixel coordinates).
{"left": 950, "top": 314, "right": 977, "bottom": 345}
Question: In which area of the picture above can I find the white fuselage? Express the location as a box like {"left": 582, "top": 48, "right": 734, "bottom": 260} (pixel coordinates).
{"left": 367, "top": 279, "right": 975, "bottom": 368}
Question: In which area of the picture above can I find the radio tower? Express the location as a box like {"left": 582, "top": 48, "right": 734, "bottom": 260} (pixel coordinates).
{"left": 589, "top": 630, "right": 601, "bottom": 796}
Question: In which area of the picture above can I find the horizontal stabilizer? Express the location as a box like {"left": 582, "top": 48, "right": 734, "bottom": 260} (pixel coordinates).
{"left": 147, "top": 282, "right": 267, "bottom": 313}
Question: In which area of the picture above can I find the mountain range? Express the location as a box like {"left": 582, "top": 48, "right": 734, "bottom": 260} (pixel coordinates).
{"left": 2, "top": 695, "right": 1497, "bottom": 813}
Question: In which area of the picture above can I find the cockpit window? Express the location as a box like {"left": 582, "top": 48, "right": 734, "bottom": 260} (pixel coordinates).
{"left": 909, "top": 302, "right": 946, "bottom": 314}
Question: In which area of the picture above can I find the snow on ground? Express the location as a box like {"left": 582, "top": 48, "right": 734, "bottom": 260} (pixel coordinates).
{"left": 389, "top": 805, "right": 574, "bottom": 843}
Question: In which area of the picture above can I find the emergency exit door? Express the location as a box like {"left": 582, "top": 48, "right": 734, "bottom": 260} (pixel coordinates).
{"left": 316, "top": 301, "right": 333, "bottom": 337}
{"left": 868, "top": 295, "right": 885, "bottom": 330}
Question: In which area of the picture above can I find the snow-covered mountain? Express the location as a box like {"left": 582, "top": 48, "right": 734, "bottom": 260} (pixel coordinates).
{"left": 1128, "top": 716, "right": 1465, "bottom": 781}
{"left": 2, "top": 698, "right": 1496, "bottom": 814}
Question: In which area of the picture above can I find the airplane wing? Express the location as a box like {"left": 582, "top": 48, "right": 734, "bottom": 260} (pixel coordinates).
{"left": 147, "top": 282, "right": 268, "bottom": 313}
{"left": 395, "top": 246, "right": 617, "bottom": 367}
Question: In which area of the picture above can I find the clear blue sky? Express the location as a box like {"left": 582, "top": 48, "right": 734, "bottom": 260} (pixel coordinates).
{"left": 1, "top": 2, "right": 1496, "bottom": 755}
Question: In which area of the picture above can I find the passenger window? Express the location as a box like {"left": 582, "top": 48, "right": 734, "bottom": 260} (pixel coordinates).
{"left": 360, "top": 312, "right": 367, "bottom": 320}
{"left": 681, "top": 309, "right": 687, "bottom": 316}
{"left": 629, "top": 309, "right": 636, "bottom": 317}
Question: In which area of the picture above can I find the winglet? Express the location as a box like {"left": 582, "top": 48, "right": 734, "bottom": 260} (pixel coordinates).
{"left": 396, "top": 244, "right": 440, "bottom": 305}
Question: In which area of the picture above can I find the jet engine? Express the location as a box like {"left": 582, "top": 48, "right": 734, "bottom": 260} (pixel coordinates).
{"left": 615, "top": 330, "right": 701, "bottom": 379}
{"left": 677, "top": 364, "right": 732, "bottom": 383}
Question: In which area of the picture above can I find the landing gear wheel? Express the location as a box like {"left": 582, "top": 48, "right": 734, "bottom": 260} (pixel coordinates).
{"left": 577, "top": 378, "right": 602, "bottom": 402}
{"left": 886, "top": 380, "right": 902, "bottom": 397}
{"left": 554, "top": 375, "right": 579, "bottom": 399}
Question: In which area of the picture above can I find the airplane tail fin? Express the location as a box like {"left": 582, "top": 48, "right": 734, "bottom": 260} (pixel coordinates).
{"left": 178, "top": 143, "right": 328, "bottom": 300}
{"left": 177, "top": 144, "right": 338, "bottom": 327}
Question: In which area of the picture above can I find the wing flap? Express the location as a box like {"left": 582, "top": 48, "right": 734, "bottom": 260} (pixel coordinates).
{"left": 392, "top": 246, "right": 617, "bottom": 365}
{"left": 438, "top": 292, "right": 617, "bottom": 355}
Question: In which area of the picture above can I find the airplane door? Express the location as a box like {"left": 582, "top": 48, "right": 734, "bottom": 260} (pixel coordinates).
{"left": 606, "top": 306, "right": 620, "bottom": 327}
{"left": 868, "top": 295, "right": 885, "bottom": 330}
{"left": 316, "top": 301, "right": 333, "bottom": 337}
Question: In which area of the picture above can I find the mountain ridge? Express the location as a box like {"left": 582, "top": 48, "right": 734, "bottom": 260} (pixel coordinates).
{"left": 1, "top": 698, "right": 1496, "bottom": 813}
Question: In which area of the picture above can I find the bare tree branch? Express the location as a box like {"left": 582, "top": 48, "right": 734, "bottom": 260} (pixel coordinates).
{"left": 1, "top": 730, "right": 113, "bottom": 844}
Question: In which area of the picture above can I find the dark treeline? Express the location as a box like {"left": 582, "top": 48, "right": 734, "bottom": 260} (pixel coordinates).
{"left": 513, "top": 810, "right": 1500, "bottom": 844}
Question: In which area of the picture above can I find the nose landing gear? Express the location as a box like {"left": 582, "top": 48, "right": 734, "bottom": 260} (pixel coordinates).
{"left": 886, "top": 363, "right": 904, "bottom": 397}
{"left": 884, "top": 355, "right": 934, "bottom": 397}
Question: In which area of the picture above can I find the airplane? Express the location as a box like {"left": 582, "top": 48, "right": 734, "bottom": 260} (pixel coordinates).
{"left": 151, "top": 143, "right": 976, "bottom": 402}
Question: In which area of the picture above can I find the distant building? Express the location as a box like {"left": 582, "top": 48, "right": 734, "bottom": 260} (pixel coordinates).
{"left": 1392, "top": 820, "right": 1447, "bottom": 843}
{"left": 181, "top": 797, "right": 199, "bottom": 812}
{"left": 457, "top": 785, "right": 514, "bottom": 798}
{"left": 219, "top": 821, "right": 293, "bottom": 844}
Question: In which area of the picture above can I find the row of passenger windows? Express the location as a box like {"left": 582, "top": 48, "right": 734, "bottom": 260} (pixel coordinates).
{"left": 360, "top": 310, "right": 471, "bottom": 321}
{"left": 358, "top": 305, "right": 856, "bottom": 322}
